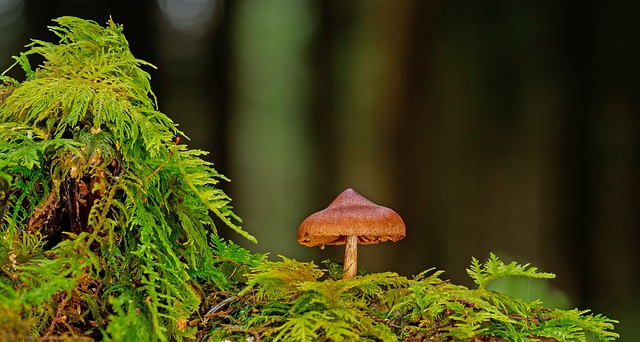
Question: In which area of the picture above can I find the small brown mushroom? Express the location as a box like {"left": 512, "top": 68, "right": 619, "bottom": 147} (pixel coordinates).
{"left": 297, "top": 188, "right": 406, "bottom": 279}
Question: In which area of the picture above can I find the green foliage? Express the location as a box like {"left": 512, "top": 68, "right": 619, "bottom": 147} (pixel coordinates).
{"left": 468, "top": 252, "right": 556, "bottom": 290}
{"left": 0, "top": 16, "right": 253, "bottom": 341}
{"left": 0, "top": 16, "right": 619, "bottom": 342}
{"left": 200, "top": 256, "right": 618, "bottom": 341}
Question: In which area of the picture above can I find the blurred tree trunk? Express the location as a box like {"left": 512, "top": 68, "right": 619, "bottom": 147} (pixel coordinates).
{"left": 322, "top": 0, "right": 418, "bottom": 268}
{"left": 553, "top": 2, "right": 640, "bottom": 311}
{"left": 229, "top": 0, "right": 315, "bottom": 257}
{"left": 395, "top": 2, "right": 563, "bottom": 282}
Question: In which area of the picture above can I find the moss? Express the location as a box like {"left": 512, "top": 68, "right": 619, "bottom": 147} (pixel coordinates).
{"left": 198, "top": 256, "right": 616, "bottom": 341}
{"left": 0, "top": 304, "right": 33, "bottom": 341}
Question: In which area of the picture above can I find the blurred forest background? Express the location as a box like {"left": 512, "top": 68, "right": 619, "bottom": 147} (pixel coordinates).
{"left": 1, "top": 0, "right": 638, "bottom": 338}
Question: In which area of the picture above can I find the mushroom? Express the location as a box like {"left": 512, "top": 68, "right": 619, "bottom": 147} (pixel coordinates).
{"left": 297, "top": 188, "right": 406, "bottom": 279}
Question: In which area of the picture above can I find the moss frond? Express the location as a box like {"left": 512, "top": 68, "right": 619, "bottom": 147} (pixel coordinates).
{"left": 468, "top": 252, "right": 556, "bottom": 290}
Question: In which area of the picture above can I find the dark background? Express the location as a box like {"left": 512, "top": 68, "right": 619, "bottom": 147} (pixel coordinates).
{"left": 2, "top": 0, "right": 638, "bottom": 338}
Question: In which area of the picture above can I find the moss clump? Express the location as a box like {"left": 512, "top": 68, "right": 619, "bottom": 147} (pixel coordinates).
{"left": 0, "top": 17, "right": 618, "bottom": 341}
{"left": 0, "top": 16, "right": 253, "bottom": 341}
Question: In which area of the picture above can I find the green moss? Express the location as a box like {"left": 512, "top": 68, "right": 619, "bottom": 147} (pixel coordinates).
{"left": 199, "top": 255, "right": 617, "bottom": 341}
{"left": 0, "top": 304, "right": 33, "bottom": 341}
{"left": 0, "top": 17, "right": 618, "bottom": 341}
{"left": 0, "top": 16, "right": 252, "bottom": 341}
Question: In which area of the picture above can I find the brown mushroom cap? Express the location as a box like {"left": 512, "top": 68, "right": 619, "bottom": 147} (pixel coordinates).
{"left": 297, "top": 188, "right": 406, "bottom": 247}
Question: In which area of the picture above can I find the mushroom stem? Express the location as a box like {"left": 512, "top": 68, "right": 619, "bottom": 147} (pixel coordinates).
{"left": 343, "top": 235, "right": 358, "bottom": 279}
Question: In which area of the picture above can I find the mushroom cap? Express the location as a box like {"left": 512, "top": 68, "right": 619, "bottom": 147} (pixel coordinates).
{"left": 297, "top": 188, "right": 406, "bottom": 247}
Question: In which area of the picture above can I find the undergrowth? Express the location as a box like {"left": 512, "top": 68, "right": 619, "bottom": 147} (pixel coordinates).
{"left": 0, "top": 17, "right": 618, "bottom": 341}
{"left": 198, "top": 253, "right": 618, "bottom": 342}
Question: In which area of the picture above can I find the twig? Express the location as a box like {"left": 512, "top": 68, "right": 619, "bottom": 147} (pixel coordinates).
{"left": 205, "top": 296, "right": 237, "bottom": 316}
{"left": 145, "top": 137, "right": 180, "bottom": 180}
{"left": 44, "top": 292, "right": 71, "bottom": 337}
